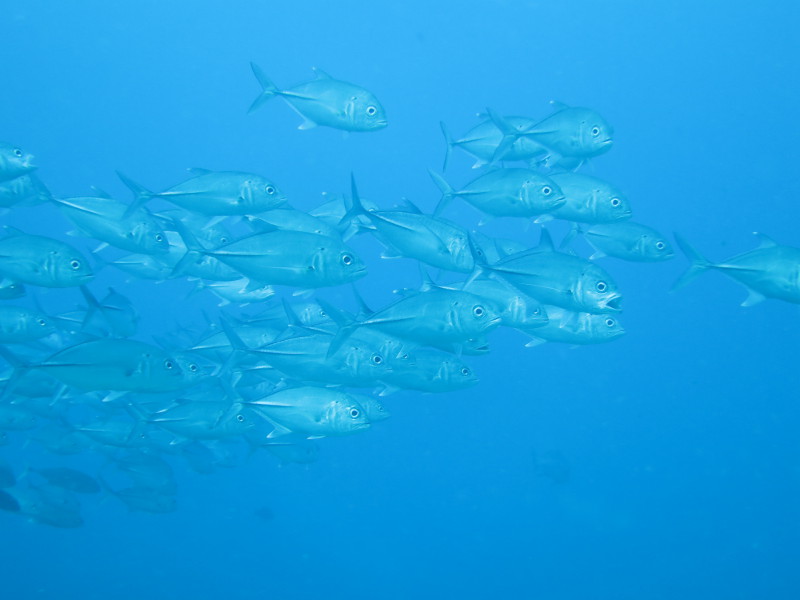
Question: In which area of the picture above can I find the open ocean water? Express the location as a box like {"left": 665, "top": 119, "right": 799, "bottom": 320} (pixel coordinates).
{"left": 1, "top": 1, "right": 798, "bottom": 598}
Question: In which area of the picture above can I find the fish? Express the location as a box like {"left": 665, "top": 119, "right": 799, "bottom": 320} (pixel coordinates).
{"left": 0, "top": 305, "right": 56, "bottom": 343}
{"left": 0, "top": 173, "right": 51, "bottom": 208}
{"left": 342, "top": 176, "right": 474, "bottom": 273}
{"left": 0, "top": 142, "right": 36, "bottom": 183}
{"left": 322, "top": 286, "right": 502, "bottom": 356}
{"left": 118, "top": 169, "right": 286, "bottom": 216}
{"left": 4, "top": 339, "right": 186, "bottom": 392}
{"left": 474, "top": 229, "right": 623, "bottom": 314}
{"left": 53, "top": 194, "right": 170, "bottom": 255}
{"left": 440, "top": 114, "right": 549, "bottom": 170}
{"left": 378, "top": 348, "right": 478, "bottom": 395}
{"left": 520, "top": 306, "right": 625, "bottom": 346}
{"left": 175, "top": 222, "right": 367, "bottom": 289}
{"left": 249, "top": 63, "right": 387, "bottom": 132}
{"left": 521, "top": 103, "right": 614, "bottom": 168}
{"left": 105, "top": 485, "right": 177, "bottom": 513}
{"left": 673, "top": 233, "right": 800, "bottom": 306}
{"left": 7, "top": 485, "right": 83, "bottom": 527}
{"left": 547, "top": 173, "right": 632, "bottom": 224}
{"left": 246, "top": 386, "right": 371, "bottom": 438}
{"left": 430, "top": 168, "right": 564, "bottom": 219}
{"left": 577, "top": 222, "right": 674, "bottom": 261}
{"left": 30, "top": 467, "right": 101, "bottom": 494}
{"left": 0, "top": 228, "right": 94, "bottom": 287}
{"left": 145, "top": 401, "right": 256, "bottom": 440}
{"left": 0, "top": 405, "right": 38, "bottom": 430}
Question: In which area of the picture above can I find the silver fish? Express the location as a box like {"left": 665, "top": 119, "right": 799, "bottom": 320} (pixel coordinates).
{"left": 0, "top": 228, "right": 94, "bottom": 287}
{"left": 249, "top": 63, "right": 387, "bottom": 132}
{"left": 673, "top": 233, "right": 800, "bottom": 306}
{"left": 579, "top": 222, "right": 674, "bottom": 262}
{"left": 521, "top": 306, "right": 625, "bottom": 346}
{"left": 0, "top": 142, "right": 36, "bottom": 183}
{"left": 547, "top": 173, "right": 632, "bottom": 224}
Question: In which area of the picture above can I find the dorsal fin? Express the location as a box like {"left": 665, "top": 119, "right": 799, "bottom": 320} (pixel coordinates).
{"left": 311, "top": 67, "right": 333, "bottom": 80}
{"left": 538, "top": 228, "right": 556, "bottom": 252}
{"left": 399, "top": 197, "right": 423, "bottom": 214}
{"left": 753, "top": 232, "right": 778, "bottom": 249}
{"left": 549, "top": 100, "right": 570, "bottom": 111}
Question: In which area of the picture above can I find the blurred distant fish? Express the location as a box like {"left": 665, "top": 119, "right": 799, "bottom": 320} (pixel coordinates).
{"left": 673, "top": 233, "right": 800, "bottom": 306}
{"left": 0, "top": 142, "right": 36, "bottom": 183}
{"left": 249, "top": 63, "right": 388, "bottom": 132}
{"left": 30, "top": 467, "right": 101, "bottom": 494}
{"left": 79, "top": 286, "right": 139, "bottom": 338}
{"left": 0, "top": 305, "right": 56, "bottom": 343}
{"left": 0, "top": 489, "right": 20, "bottom": 513}
{"left": 0, "top": 280, "right": 25, "bottom": 300}
{"left": 0, "top": 173, "right": 51, "bottom": 208}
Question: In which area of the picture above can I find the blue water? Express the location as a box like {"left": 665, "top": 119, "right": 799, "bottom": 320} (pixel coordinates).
{"left": 1, "top": 1, "right": 799, "bottom": 598}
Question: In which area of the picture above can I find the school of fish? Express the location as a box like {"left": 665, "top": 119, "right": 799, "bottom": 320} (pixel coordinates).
{"left": 0, "top": 65, "right": 797, "bottom": 527}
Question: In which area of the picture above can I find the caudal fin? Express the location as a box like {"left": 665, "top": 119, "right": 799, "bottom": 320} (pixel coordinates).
{"left": 440, "top": 122, "right": 455, "bottom": 171}
{"left": 428, "top": 170, "right": 456, "bottom": 217}
{"left": 116, "top": 171, "right": 155, "bottom": 218}
{"left": 671, "top": 233, "right": 713, "bottom": 290}
{"left": 248, "top": 62, "right": 280, "bottom": 113}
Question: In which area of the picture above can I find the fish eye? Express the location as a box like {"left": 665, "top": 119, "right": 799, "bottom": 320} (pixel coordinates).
{"left": 349, "top": 408, "right": 360, "bottom": 418}
{"left": 461, "top": 367, "right": 471, "bottom": 376}
{"left": 473, "top": 305, "right": 485, "bottom": 317}
{"left": 37, "top": 318, "right": 47, "bottom": 326}
{"left": 70, "top": 260, "right": 81, "bottom": 270}
{"left": 596, "top": 281, "right": 607, "bottom": 292}
{"left": 371, "top": 354, "right": 383, "bottom": 365}
{"left": 189, "top": 363, "right": 198, "bottom": 372}
{"left": 236, "top": 414, "right": 245, "bottom": 422}
{"left": 220, "top": 237, "right": 229, "bottom": 244}
{"left": 656, "top": 241, "right": 666, "bottom": 250}
{"left": 13, "top": 148, "right": 22, "bottom": 157}
{"left": 605, "top": 318, "right": 615, "bottom": 327}
{"left": 342, "top": 254, "right": 353, "bottom": 265}
{"left": 265, "top": 185, "right": 276, "bottom": 195}
{"left": 591, "top": 126, "right": 601, "bottom": 136}
{"left": 611, "top": 198, "right": 621, "bottom": 207}
{"left": 155, "top": 234, "right": 164, "bottom": 242}
{"left": 164, "top": 360, "right": 174, "bottom": 369}
{"left": 366, "top": 106, "right": 377, "bottom": 116}
{"left": 542, "top": 186, "right": 552, "bottom": 196}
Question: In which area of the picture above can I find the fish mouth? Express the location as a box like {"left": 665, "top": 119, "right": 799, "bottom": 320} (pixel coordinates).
{"left": 602, "top": 294, "right": 623, "bottom": 312}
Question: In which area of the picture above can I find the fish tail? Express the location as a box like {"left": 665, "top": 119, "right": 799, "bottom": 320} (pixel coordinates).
{"left": 462, "top": 233, "right": 491, "bottom": 289}
{"left": 248, "top": 62, "right": 280, "bottom": 113}
{"left": 671, "top": 233, "right": 713, "bottom": 290}
{"left": 0, "top": 346, "right": 31, "bottom": 400}
{"left": 338, "top": 173, "right": 368, "bottom": 230}
{"left": 559, "top": 222, "right": 583, "bottom": 250}
{"left": 316, "top": 299, "right": 358, "bottom": 358}
{"left": 440, "top": 121, "right": 455, "bottom": 171}
{"left": 428, "top": 170, "right": 455, "bottom": 217}
{"left": 168, "top": 219, "right": 208, "bottom": 278}
{"left": 485, "top": 107, "right": 517, "bottom": 164}
{"left": 116, "top": 171, "right": 155, "bottom": 218}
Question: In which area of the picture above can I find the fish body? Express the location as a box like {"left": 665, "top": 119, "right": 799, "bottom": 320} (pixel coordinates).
{"left": 431, "top": 168, "right": 564, "bottom": 219}
{"left": 32, "top": 339, "right": 185, "bottom": 392}
{"left": 249, "top": 63, "right": 387, "bottom": 132}
{"left": 247, "top": 386, "right": 371, "bottom": 437}
{"left": 524, "top": 104, "right": 613, "bottom": 165}
{"left": 484, "top": 230, "right": 622, "bottom": 314}
{"left": 521, "top": 306, "right": 625, "bottom": 346}
{"left": 673, "top": 233, "right": 800, "bottom": 306}
{"left": 344, "top": 177, "right": 473, "bottom": 272}
{"left": 0, "top": 305, "right": 56, "bottom": 343}
{"left": 379, "top": 348, "right": 478, "bottom": 394}
{"left": 119, "top": 170, "right": 286, "bottom": 216}
{"left": 54, "top": 196, "right": 169, "bottom": 254}
{"left": 548, "top": 173, "right": 631, "bottom": 224}
{"left": 581, "top": 222, "right": 673, "bottom": 261}
{"left": 441, "top": 116, "right": 549, "bottom": 169}
{"left": 194, "top": 230, "right": 366, "bottom": 288}
{"left": 0, "top": 229, "right": 93, "bottom": 287}
{"left": 31, "top": 467, "right": 101, "bottom": 494}
{"left": 0, "top": 173, "right": 51, "bottom": 208}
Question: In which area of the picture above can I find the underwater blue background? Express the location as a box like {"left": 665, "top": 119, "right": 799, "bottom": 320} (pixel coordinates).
{"left": 1, "top": 1, "right": 799, "bottom": 598}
